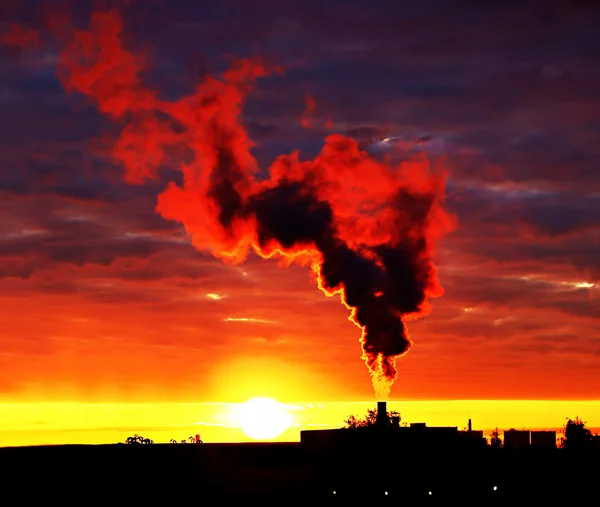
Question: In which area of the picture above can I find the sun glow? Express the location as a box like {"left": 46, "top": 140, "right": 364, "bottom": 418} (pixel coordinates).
{"left": 234, "top": 397, "right": 293, "bottom": 440}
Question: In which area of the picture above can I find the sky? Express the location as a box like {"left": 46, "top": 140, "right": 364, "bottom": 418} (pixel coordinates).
{"left": 0, "top": 0, "right": 599, "bottom": 445}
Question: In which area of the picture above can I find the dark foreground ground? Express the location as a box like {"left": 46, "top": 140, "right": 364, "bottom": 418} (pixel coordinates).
{"left": 0, "top": 443, "right": 598, "bottom": 503}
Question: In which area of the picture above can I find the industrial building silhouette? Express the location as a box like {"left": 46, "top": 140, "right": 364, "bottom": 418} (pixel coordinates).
{"left": 504, "top": 429, "right": 557, "bottom": 449}
{"left": 301, "top": 401, "right": 557, "bottom": 450}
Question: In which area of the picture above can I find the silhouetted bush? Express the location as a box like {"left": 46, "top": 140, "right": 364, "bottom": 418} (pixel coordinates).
{"left": 562, "top": 417, "right": 593, "bottom": 450}
{"left": 344, "top": 408, "right": 401, "bottom": 428}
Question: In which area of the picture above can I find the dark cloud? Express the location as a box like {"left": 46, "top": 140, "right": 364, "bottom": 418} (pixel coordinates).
{"left": 448, "top": 187, "right": 600, "bottom": 236}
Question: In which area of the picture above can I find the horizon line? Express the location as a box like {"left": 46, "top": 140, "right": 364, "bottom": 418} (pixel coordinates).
{"left": 2, "top": 399, "right": 600, "bottom": 405}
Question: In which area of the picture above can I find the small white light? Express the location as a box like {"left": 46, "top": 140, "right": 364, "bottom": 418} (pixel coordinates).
{"left": 493, "top": 486, "right": 498, "bottom": 491}
{"left": 333, "top": 491, "right": 336, "bottom": 495}
{"left": 384, "top": 491, "right": 388, "bottom": 495}
{"left": 428, "top": 491, "right": 432, "bottom": 495}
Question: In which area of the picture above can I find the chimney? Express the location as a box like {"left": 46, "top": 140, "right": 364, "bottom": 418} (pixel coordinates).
{"left": 376, "top": 401, "right": 389, "bottom": 427}
{"left": 468, "top": 419, "right": 472, "bottom": 432}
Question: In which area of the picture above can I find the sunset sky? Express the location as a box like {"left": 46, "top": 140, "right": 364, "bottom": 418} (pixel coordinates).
{"left": 1, "top": 0, "right": 599, "bottom": 446}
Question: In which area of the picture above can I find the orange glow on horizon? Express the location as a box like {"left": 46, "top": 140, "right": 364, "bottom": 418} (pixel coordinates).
{"left": 1, "top": 400, "right": 600, "bottom": 448}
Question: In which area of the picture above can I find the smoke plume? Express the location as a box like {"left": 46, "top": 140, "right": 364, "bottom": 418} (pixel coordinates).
{"left": 13, "top": 9, "right": 456, "bottom": 398}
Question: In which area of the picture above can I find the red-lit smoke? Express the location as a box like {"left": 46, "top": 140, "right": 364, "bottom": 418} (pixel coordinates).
{"left": 7, "top": 9, "right": 456, "bottom": 398}
{"left": 0, "top": 24, "right": 40, "bottom": 48}
{"left": 300, "top": 94, "right": 316, "bottom": 128}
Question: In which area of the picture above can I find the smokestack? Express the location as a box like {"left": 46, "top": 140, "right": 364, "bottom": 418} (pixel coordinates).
{"left": 376, "top": 401, "right": 389, "bottom": 427}
{"left": 468, "top": 419, "right": 472, "bottom": 432}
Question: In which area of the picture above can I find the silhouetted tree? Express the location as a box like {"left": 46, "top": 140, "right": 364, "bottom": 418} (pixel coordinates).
{"left": 125, "top": 434, "right": 153, "bottom": 444}
{"left": 562, "top": 417, "right": 593, "bottom": 450}
{"left": 489, "top": 427, "right": 502, "bottom": 449}
{"left": 389, "top": 411, "right": 401, "bottom": 424}
{"left": 188, "top": 436, "right": 196, "bottom": 443}
{"left": 344, "top": 408, "right": 401, "bottom": 428}
{"left": 169, "top": 439, "right": 178, "bottom": 444}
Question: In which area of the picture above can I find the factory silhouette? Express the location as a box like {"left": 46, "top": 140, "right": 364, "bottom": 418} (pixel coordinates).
{"left": 301, "top": 401, "right": 562, "bottom": 451}
{"left": 296, "top": 401, "right": 599, "bottom": 501}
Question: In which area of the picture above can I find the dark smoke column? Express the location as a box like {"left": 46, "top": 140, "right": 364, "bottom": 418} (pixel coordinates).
{"left": 219, "top": 161, "right": 448, "bottom": 399}
{"left": 43, "top": 9, "right": 455, "bottom": 398}
{"left": 164, "top": 130, "right": 453, "bottom": 399}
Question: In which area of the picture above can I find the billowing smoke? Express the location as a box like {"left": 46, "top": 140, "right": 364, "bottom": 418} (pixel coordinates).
{"left": 7, "top": 9, "right": 455, "bottom": 398}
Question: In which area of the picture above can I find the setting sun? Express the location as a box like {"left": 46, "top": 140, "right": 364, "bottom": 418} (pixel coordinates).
{"left": 234, "top": 398, "right": 293, "bottom": 440}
